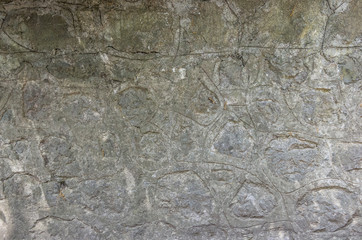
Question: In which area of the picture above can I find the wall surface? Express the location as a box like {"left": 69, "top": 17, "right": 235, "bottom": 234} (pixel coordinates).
{"left": 0, "top": 0, "right": 361, "bottom": 239}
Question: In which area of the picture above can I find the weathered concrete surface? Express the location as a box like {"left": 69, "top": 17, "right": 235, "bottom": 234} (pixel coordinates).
{"left": 0, "top": 0, "right": 361, "bottom": 239}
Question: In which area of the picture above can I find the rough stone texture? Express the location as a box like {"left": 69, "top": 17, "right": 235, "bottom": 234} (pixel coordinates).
{"left": 0, "top": 0, "right": 361, "bottom": 239}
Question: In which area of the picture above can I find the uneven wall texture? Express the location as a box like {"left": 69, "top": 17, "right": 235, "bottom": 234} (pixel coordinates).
{"left": 0, "top": 0, "right": 361, "bottom": 239}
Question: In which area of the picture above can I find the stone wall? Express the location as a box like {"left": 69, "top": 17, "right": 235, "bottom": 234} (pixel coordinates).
{"left": 0, "top": 0, "right": 361, "bottom": 239}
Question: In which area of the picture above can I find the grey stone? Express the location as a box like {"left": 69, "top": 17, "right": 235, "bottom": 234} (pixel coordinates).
{"left": 229, "top": 183, "right": 276, "bottom": 218}
{"left": 0, "top": 0, "right": 361, "bottom": 239}
{"left": 118, "top": 87, "right": 157, "bottom": 127}
{"left": 104, "top": 9, "right": 175, "bottom": 53}
{"left": 3, "top": 11, "right": 76, "bottom": 51}
{"left": 296, "top": 188, "right": 358, "bottom": 232}
{"left": 154, "top": 171, "right": 215, "bottom": 227}
{"left": 265, "top": 137, "right": 321, "bottom": 183}
{"left": 213, "top": 123, "right": 253, "bottom": 158}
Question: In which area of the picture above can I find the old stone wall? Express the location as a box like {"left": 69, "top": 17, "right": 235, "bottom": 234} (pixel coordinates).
{"left": 0, "top": 0, "right": 361, "bottom": 239}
